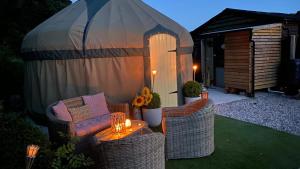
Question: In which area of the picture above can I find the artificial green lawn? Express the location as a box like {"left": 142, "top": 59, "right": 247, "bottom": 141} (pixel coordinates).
{"left": 165, "top": 115, "right": 300, "bottom": 169}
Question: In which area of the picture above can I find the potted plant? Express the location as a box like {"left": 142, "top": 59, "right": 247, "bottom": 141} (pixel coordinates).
{"left": 132, "top": 87, "right": 162, "bottom": 127}
{"left": 183, "top": 81, "right": 202, "bottom": 104}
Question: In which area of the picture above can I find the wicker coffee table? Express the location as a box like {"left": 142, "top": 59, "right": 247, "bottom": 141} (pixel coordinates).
{"left": 94, "top": 123, "right": 165, "bottom": 169}
{"left": 94, "top": 120, "right": 148, "bottom": 143}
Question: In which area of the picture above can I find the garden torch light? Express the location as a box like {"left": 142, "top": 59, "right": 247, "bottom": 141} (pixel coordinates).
{"left": 193, "top": 65, "right": 198, "bottom": 81}
{"left": 26, "top": 144, "right": 40, "bottom": 169}
{"left": 152, "top": 70, "right": 157, "bottom": 92}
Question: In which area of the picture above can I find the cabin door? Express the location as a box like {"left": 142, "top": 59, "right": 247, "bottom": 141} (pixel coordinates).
{"left": 149, "top": 34, "right": 178, "bottom": 107}
{"left": 202, "top": 38, "right": 214, "bottom": 86}
{"left": 214, "top": 36, "right": 225, "bottom": 88}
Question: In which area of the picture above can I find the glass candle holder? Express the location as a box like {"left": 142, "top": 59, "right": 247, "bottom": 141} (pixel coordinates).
{"left": 201, "top": 91, "right": 208, "bottom": 99}
{"left": 111, "top": 112, "right": 126, "bottom": 134}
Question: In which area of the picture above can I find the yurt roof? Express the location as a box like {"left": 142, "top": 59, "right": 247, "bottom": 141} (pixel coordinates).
{"left": 21, "top": 0, "right": 193, "bottom": 60}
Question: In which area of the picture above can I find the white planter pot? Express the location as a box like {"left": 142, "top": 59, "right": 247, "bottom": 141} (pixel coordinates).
{"left": 142, "top": 107, "right": 162, "bottom": 127}
{"left": 185, "top": 96, "right": 201, "bottom": 104}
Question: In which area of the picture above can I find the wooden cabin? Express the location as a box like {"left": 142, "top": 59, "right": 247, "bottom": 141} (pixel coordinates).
{"left": 191, "top": 8, "right": 300, "bottom": 96}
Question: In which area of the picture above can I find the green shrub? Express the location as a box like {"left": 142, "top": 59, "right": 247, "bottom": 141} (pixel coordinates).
{"left": 51, "top": 133, "right": 94, "bottom": 169}
{"left": 183, "top": 81, "right": 202, "bottom": 97}
{"left": 0, "top": 112, "right": 94, "bottom": 169}
{"left": 0, "top": 112, "right": 53, "bottom": 169}
{"left": 0, "top": 46, "right": 24, "bottom": 100}
{"left": 146, "top": 92, "right": 161, "bottom": 109}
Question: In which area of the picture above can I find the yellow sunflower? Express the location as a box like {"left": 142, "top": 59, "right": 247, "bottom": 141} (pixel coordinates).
{"left": 144, "top": 94, "right": 153, "bottom": 106}
{"left": 141, "top": 87, "right": 151, "bottom": 96}
{"left": 132, "top": 96, "right": 145, "bottom": 107}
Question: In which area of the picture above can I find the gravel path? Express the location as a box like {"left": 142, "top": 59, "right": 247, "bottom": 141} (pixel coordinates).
{"left": 215, "top": 93, "right": 300, "bottom": 136}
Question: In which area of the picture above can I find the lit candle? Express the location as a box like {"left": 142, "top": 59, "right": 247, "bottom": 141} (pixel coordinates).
{"left": 125, "top": 119, "right": 131, "bottom": 128}
{"left": 26, "top": 145, "right": 40, "bottom": 158}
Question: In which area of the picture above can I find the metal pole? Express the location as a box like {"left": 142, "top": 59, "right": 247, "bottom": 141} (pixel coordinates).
{"left": 193, "top": 70, "right": 195, "bottom": 81}
{"left": 26, "top": 158, "right": 34, "bottom": 169}
{"left": 152, "top": 74, "right": 156, "bottom": 92}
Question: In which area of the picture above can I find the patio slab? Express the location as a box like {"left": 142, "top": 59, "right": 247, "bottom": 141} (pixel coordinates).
{"left": 208, "top": 87, "right": 248, "bottom": 105}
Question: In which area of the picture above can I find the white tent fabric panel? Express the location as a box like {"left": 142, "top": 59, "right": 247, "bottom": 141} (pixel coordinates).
{"left": 22, "top": 0, "right": 193, "bottom": 53}
{"left": 24, "top": 57, "right": 145, "bottom": 114}
{"left": 22, "top": 0, "right": 89, "bottom": 52}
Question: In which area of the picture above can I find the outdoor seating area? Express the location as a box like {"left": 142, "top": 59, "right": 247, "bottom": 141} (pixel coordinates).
{"left": 40, "top": 91, "right": 300, "bottom": 169}
{"left": 44, "top": 89, "right": 214, "bottom": 168}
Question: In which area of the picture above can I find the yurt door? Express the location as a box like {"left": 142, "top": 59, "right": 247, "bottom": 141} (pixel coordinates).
{"left": 149, "top": 34, "right": 178, "bottom": 107}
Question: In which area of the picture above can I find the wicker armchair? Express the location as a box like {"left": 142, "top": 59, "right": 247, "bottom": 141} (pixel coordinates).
{"left": 162, "top": 99, "right": 215, "bottom": 160}
{"left": 46, "top": 96, "right": 129, "bottom": 143}
{"left": 94, "top": 128, "right": 165, "bottom": 169}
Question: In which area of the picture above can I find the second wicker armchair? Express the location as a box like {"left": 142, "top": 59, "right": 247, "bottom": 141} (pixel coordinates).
{"left": 162, "top": 99, "right": 215, "bottom": 160}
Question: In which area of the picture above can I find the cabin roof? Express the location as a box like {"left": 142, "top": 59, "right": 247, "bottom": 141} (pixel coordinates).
{"left": 192, "top": 8, "right": 300, "bottom": 35}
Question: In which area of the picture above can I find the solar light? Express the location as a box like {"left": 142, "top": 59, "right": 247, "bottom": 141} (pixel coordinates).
{"left": 26, "top": 144, "right": 40, "bottom": 169}
{"left": 193, "top": 65, "right": 198, "bottom": 81}
{"left": 152, "top": 70, "right": 157, "bottom": 92}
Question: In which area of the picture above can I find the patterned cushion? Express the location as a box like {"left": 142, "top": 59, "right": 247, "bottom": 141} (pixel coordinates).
{"left": 52, "top": 101, "right": 72, "bottom": 122}
{"left": 75, "top": 115, "right": 111, "bottom": 137}
{"left": 82, "top": 92, "right": 110, "bottom": 117}
{"left": 68, "top": 105, "right": 92, "bottom": 123}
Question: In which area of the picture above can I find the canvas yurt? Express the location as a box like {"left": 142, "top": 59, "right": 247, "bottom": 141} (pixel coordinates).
{"left": 22, "top": 0, "right": 194, "bottom": 114}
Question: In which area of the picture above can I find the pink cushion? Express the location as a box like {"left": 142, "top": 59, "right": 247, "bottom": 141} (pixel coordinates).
{"left": 82, "top": 93, "right": 110, "bottom": 117}
{"left": 52, "top": 101, "right": 72, "bottom": 122}
{"left": 75, "top": 115, "right": 110, "bottom": 137}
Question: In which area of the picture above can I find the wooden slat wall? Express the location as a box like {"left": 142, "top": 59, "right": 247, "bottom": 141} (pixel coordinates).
{"left": 252, "top": 24, "right": 282, "bottom": 90}
{"left": 224, "top": 31, "right": 252, "bottom": 92}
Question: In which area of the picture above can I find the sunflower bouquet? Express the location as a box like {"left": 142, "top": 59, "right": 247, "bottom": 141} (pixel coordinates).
{"left": 132, "top": 87, "right": 161, "bottom": 109}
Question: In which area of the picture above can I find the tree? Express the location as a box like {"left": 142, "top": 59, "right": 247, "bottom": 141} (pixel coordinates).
{"left": 0, "top": 0, "right": 71, "bottom": 100}
{"left": 0, "top": 0, "right": 72, "bottom": 54}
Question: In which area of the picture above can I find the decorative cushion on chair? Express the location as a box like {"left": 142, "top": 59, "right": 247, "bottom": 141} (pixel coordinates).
{"left": 52, "top": 101, "right": 72, "bottom": 122}
{"left": 68, "top": 105, "right": 92, "bottom": 123}
{"left": 82, "top": 92, "right": 110, "bottom": 117}
{"left": 75, "top": 115, "right": 111, "bottom": 137}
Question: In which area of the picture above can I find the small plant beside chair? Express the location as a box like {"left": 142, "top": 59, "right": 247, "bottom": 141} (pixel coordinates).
{"left": 183, "top": 81, "right": 203, "bottom": 104}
